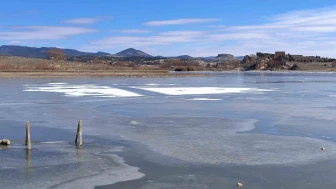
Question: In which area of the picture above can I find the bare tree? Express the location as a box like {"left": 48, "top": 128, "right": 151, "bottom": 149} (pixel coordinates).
{"left": 48, "top": 48, "right": 66, "bottom": 60}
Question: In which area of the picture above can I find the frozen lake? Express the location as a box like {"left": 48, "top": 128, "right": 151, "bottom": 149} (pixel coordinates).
{"left": 1, "top": 72, "right": 336, "bottom": 188}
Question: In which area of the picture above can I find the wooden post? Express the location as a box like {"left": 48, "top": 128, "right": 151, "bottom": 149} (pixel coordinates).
{"left": 75, "top": 120, "right": 83, "bottom": 146}
{"left": 25, "top": 121, "right": 31, "bottom": 150}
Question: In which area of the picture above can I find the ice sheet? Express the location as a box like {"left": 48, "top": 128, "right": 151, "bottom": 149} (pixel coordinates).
{"left": 97, "top": 117, "right": 336, "bottom": 166}
{"left": 24, "top": 83, "right": 142, "bottom": 98}
{"left": 0, "top": 143, "right": 144, "bottom": 189}
{"left": 185, "top": 98, "right": 222, "bottom": 101}
{"left": 133, "top": 87, "right": 274, "bottom": 95}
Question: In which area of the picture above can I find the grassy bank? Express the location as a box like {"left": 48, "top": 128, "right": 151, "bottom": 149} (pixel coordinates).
{"left": 296, "top": 62, "right": 336, "bottom": 71}
{"left": 0, "top": 71, "right": 207, "bottom": 78}
{"left": 0, "top": 56, "right": 206, "bottom": 78}
{"left": 1, "top": 56, "right": 336, "bottom": 78}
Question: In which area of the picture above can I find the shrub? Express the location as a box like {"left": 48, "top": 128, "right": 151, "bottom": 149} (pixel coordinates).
{"left": 48, "top": 49, "right": 66, "bottom": 60}
{"left": 35, "top": 63, "right": 56, "bottom": 70}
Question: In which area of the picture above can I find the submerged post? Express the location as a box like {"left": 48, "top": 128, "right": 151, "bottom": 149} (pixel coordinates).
{"left": 25, "top": 121, "right": 31, "bottom": 150}
{"left": 75, "top": 120, "right": 83, "bottom": 146}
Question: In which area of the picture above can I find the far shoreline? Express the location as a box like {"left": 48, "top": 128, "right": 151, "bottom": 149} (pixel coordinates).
{"left": 0, "top": 70, "right": 208, "bottom": 78}
{"left": 1, "top": 69, "right": 336, "bottom": 78}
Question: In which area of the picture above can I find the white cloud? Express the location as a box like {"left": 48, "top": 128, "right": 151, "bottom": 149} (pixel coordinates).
{"left": 209, "top": 33, "right": 271, "bottom": 40}
{"left": 83, "top": 29, "right": 270, "bottom": 54}
{"left": 225, "top": 9, "right": 336, "bottom": 34}
{"left": 112, "top": 29, "right": 151, "bottom": 34}
{"left": 221, "top": 7, "right": 336, "bottom": 57}
{"left": 194, "top": 8, "right": 336, "bottom": 57}
{"left": 0, "top": 26, "right": 97, "bottom": 40}
{"left": 292, "top": 26, "right": 336, "bottom": 33}
{"left": 84, "top": 7, "right": 336, "bottom": 57}
{"left": 88, "top": 30, "right": 205, "bottom": 47}
{"left": 144, "top": 18, "right": 220, "bottom": 26}
{"left": 160, "top": 31, "right": 204, "bottom": 36}
{"left": 64, "top": 17, "right": 111, "bottom": 24}
{"left": 8, "top": 40, "right": 22, "bottom": 44}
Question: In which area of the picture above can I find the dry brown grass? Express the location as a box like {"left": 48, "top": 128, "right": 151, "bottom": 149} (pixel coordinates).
{"left": 0, "top": 56, "right": 208, "bottom": 78}
{"left": 0, "top": 71, "right": 207, "bottom": 78}
{"left": 296, "top": 62, "right": 336, "bottom": 71}
{"left": 0, "top": 56, "right": 165, "bottom": 72}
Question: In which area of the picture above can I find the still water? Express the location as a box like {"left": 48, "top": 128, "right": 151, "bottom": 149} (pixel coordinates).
{"left": 1, "top": 72, "right": 336, "bottom": 188}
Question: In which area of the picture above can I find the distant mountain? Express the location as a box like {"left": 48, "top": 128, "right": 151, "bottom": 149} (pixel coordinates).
{"left": 115, "top": 48, "right": 152, "bottom": 57}
{"left": 0, "top": 45, "right": 241, "bottom": 61}
{"left": 199, "top": 56, "right": 216, "bottom": 60}
{"left": 176, "top": 55, "right": 193, "bottom": 59}
{"left": 95, "top": 51, "right": 111, "bottom": 56}
{"left": 235, "top": 56, "right": 245, "bottom": 60}
{"left": 0, "top": 45, "right": 110, "bottom": 58}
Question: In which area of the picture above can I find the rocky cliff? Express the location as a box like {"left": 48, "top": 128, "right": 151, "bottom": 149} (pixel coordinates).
{"left": 239, "top": 55, "right": 298, "bottom": 71}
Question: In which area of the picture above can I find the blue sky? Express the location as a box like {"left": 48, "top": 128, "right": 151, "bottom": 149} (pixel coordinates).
{"left": 1, "top": 0, "right": 336, "bottom": 57}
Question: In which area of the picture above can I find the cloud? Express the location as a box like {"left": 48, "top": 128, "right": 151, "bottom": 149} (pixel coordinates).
{"left": 0, "top": 26, "right": 97, "bottom": 40}
{"left": 64, "top": 17, "right": 111, "bottom": 24}
{"left": 86, "top": 30, "right": 205, "bottom": 48}
{"left": 81, "top": 29, "right": 276, "bottom": 55}
{"left": 112, "top": 29, "right": 151, "bottom": 34}
{"left": 83, "top": 28, "right": 271, "bottom": 53}
{"left": 209, "top": 33, "right": 271, "bottom": 40}
{"left": 8, "top": 40, "right": 22, "bottom": 44}
{"left": 206, "top": 7, "right": 336, "bottom": 57}
{"left": 84, "top": 7, "right": 336, "bottom": 57}
{"left": 224, "top": 7, "right": 336, "bottom": 33}
{"left": 292, "top": 26, "right": 336, "bottom": 33}
{"left": 144, "top": 18, "right": 220, "bottom": 26}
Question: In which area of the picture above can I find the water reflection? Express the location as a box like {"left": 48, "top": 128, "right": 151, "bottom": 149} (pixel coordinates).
{"left": 25, "top": 149, "right": 32, "bottom": 175}
{"left": 76, "top": 146, "right": 83, "bottom": 161}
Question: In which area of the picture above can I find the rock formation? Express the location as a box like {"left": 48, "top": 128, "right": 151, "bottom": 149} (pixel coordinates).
{"left": 257, "top": 57, "right": 271, "bottom": 70}
{"left": 239, "top": 54, "right": 299, "bottom": 71}
{"left": 214, "top": 54, "right": 236, "bottom": 61}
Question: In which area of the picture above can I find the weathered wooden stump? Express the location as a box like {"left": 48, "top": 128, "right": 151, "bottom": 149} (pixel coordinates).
{"left": 75, "top": 120, "right": 83, "bottom": 146}
{"left": 25, "top": 121, "right": 32, "bottom": 150}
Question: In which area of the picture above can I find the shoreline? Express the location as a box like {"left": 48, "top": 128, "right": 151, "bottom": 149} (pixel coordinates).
{"left": 1, "top": 69, "right": 336, "bottom": 78}
{"left": 0, "top": 71, "right": 207, "bottom": 78}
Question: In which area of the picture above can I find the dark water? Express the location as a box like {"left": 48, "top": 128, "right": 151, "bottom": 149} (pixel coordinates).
{"left": 1, "top": 72, "right": 336, "bottom": 188}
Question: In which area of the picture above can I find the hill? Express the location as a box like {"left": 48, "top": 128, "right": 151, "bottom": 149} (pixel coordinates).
{"left": 214, "top": 54, "right": 237, "bottom": 61}
{"left": 115, "top": 48, "right": 152, "bottom": 57}
{"left": 199, "top": 56, "right": 216, "bottom": 60}
{"left": 0, "top": 45, "right": 110, "bottom": 58}
{"left": 176, "top": 55, "right": 193, "bottom": 59}
{"left": 235, "top": 56, "right": 245, "bottom": 60}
